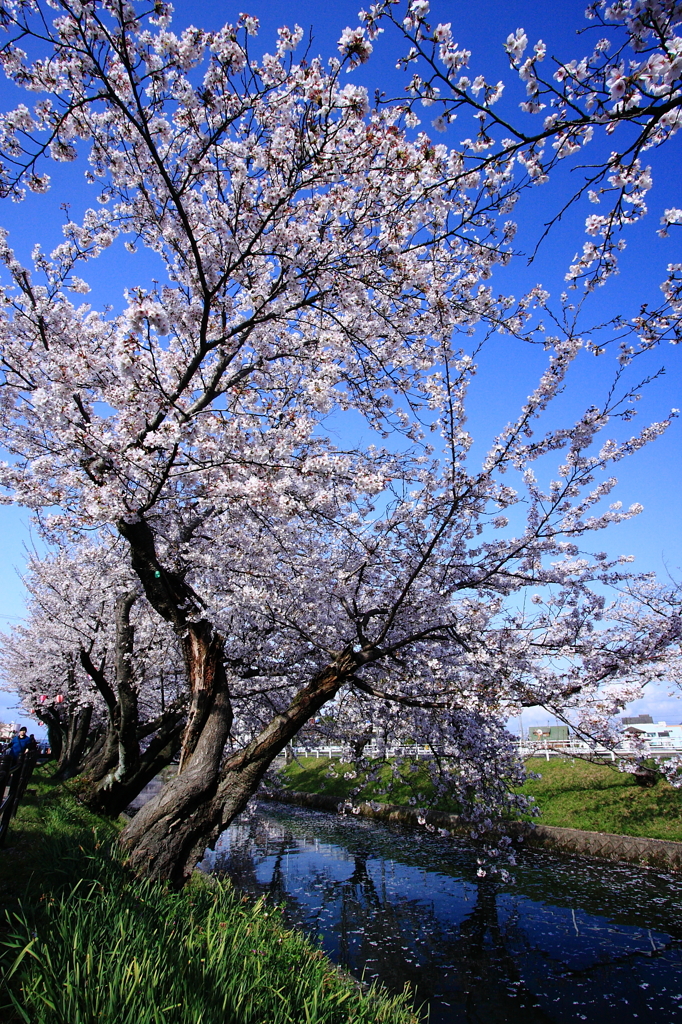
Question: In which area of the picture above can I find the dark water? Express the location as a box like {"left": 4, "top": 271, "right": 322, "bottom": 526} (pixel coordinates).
{"left": 199, "top": 802, "right": 682, "bottom": 1024}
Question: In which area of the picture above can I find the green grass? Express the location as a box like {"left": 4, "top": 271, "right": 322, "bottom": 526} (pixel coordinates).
{"left": 279, "top": 755, "right": 458, "bottom": 811}
{"left": 0, "top": 767, "right": 122, "bottom": 915}
{"left": 279, "top": 755, "right": 682, "bottom": 842}
{"left": 518, "top": 757, "right": 682, "bottom": 841}
{"left": 0, "top": 769, "right": 422, "bottom": 1024}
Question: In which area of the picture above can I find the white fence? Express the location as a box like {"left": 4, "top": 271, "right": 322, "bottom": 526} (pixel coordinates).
{"left": 287, "top": 738, "right": 682, "bottom": 762}
{"left": 518, "top": 738, "right": 682, "bottom": 760}
{"left": 290, "top": 744, "right": 438, "bottom": 760}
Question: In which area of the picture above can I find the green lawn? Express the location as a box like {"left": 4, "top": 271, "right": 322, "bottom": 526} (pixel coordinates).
{"left": 519, "top": 757, "right": 682, "bottom": 841}
{"left": 278, "top": 755, "right": 682, "bottom": 842}
{"left": 0, "top": 767, "right": 121, "bottom": 916}
{"left": 278, "top": 755, "right": 459, "bottom": 811}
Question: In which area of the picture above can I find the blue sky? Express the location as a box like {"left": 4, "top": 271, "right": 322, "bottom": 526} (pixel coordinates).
{"left": 0, "top": 0, "right": 679, "bottom": 731}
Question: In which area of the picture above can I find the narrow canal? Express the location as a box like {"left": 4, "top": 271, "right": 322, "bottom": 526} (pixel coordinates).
{"left": 199, "top": 801, "right": 682, "bottom": 1024}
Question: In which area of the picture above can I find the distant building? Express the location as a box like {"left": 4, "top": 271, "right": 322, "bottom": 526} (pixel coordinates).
{"left": 527, "top": 725, "right": 570, "bottom": 743}
{"left": 622, "top": 714, "right": 654, "bottom": 726}
{"left": 623, "top": 721, "right": 682, "bottom": 748}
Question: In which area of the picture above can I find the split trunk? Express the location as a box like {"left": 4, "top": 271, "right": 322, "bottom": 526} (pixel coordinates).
{"left": 120, "top": 656, "right": 354, "bottom": 885}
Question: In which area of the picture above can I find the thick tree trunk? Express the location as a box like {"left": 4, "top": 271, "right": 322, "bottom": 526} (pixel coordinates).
{"left": 116, "top": 516, "right": 358, "bottom": 885}
{"left": 119, "top": 673, "right": 233, "bottom": 878}
{"left": 116, "top": 517, "right": 229, "bottom": 773}
{"left": 54, "top": 704, "right": 94, "bottom": 778}
{"left": 178, "top": 620, "right": 227, "bottom": 770}
{"left": 77, "top": 727, "right": 117, "bottom": 785}
{"left": 81, "top": 707, "right": 186, "bottom": 816}
{"left": 120, "top": 654, "right": 354, "bottom": 885}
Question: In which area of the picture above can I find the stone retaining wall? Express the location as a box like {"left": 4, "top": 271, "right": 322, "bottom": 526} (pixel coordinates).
{"left": 259, "top": 788, "right": 682, "bottom": 873}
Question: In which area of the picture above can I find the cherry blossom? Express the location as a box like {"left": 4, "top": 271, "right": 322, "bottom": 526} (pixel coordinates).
{"left": 0, "top": 538, "right": 186, "bottom": 802}
{"left": 0, "top": 0, "right": 678, "bottom": 881}
{"left": 360, "top": 0, "right": 682, "bottom": 345}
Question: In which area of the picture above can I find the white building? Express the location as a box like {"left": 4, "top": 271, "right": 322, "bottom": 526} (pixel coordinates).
{"left": 624, "top": 721, "right": 682, "bottom": 749}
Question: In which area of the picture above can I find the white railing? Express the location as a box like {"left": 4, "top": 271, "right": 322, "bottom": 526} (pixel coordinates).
{"left": 518, "top": 739, "right": 682, "bottom": 761}
{"left": 290, "top": 744, "right": 437, "bottom": 760}
{"left": 286, "top": 738, "right": 682, "bottom": 762}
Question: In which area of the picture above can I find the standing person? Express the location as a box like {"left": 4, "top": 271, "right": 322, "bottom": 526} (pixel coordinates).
{"left": 8, "top": 727, "right": 31, "bottom": 763}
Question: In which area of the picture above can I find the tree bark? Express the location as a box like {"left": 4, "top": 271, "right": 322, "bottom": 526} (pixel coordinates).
{"left": 119, "top": 679, "right": 233, "bottom": 878}
{"left": 120, "top": 653, "right": 355, "bottom": 885}
{"left": 54, "top": 704, "right": 94, "bottom": 778}
{"left": 116, "top": 517, "right": 360, "bottom": 885}
{"left": 116, "top": 516, "right": 229, "bottom": 774}
{"left": 77, "top": 726, "right": 117, "bottom": 785}
{"left": 178, "top": 620, "right": 228, "bottom": 770}
{"left": 81, "top": 704, "right": 186, "bottom": 816}
{"left": 77, "top": 590, "right": 191, "bottom": 816}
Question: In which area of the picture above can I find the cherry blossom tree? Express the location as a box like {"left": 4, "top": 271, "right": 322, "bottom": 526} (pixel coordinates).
{"left": 0, "top": 0, "right": 534, "bottom": 870}
{"left": 0, "top": 0, "right": 678, "bottom": 881}
{"left": 0, "top": 545, "right": 107, "bottom": 775}
{"left": 119, "top": 340, "right": 680, "bottom": 880}
{"left": 0, "top": 538, "right": 187, "bottom": 805}
{"left": 574, "top": 575, "right": 682, "bottom": 784}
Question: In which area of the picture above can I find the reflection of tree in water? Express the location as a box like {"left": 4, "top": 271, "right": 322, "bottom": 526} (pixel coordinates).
{"left": 259, "top": 804, "right": 682, "bottom": 940}
{"left": 452, "top": 879, "right": 556, "bottom": 1024}
{"left": 214, "top": 824, "right": 554, "bottom": 1023}
{"left": 211, "top": 814, "right": 682, "bottom": 1024}
{"left": 213, "top": 819, "right": 289, "bottom": 892}
{"left": 323, "top": 859, "right": 558, "bottom": 1024}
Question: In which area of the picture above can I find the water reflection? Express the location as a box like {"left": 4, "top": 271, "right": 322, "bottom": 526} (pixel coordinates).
{"left": 200, "top": 803, "right": 682, "bottom": 1024}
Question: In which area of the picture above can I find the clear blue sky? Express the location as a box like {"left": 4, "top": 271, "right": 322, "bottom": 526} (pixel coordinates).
{"left": 0, "top": 0, "right": 679, "bottom": 731}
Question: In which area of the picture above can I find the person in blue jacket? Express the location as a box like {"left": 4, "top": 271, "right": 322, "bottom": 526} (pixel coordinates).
{"left": 8, "top": 726, "right": 32, "bottom": 762}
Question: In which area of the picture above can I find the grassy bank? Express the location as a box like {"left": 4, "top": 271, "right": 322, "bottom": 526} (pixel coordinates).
{"left": 519, "top": 757, "right": 682, "bottom": 841}
{"left": 0, "top": 768, "right": 121, "bottom": 915}
{"left": 277, "top": 755, "right": 459, "bottom": 811}
{"left": 279, "top": 755, "right": 682, "bottom": 842}
{"left": 0, "top": 768, "right": 421, "bottom": 1024}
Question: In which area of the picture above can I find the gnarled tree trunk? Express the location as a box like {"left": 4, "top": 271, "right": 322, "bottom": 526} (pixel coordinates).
{"left": 119, "top": 664, "right": 233, "bottom": 878}
{"left": 77, "top": 591, "right": 190, "bottom": 816}
{"left": 120, "top": 655, "right": 354, "bottom": 885}
{"left": 114, "top": 515, "right": 235, "bottom": 869}
{"left": 116, "top": 514, "right": 363, "bottom": 884}
{"left": 53, "top": 703, "right": 94, "bottom": 779}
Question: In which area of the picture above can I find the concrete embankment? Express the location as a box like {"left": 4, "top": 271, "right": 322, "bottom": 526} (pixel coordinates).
{"left": 259, "top": 788, "right": 682, "bottom": 874}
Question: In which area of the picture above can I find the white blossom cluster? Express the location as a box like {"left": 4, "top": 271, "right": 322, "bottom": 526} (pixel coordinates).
{"left": 359, "top": 0, "right": 682, "bottom": 348}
